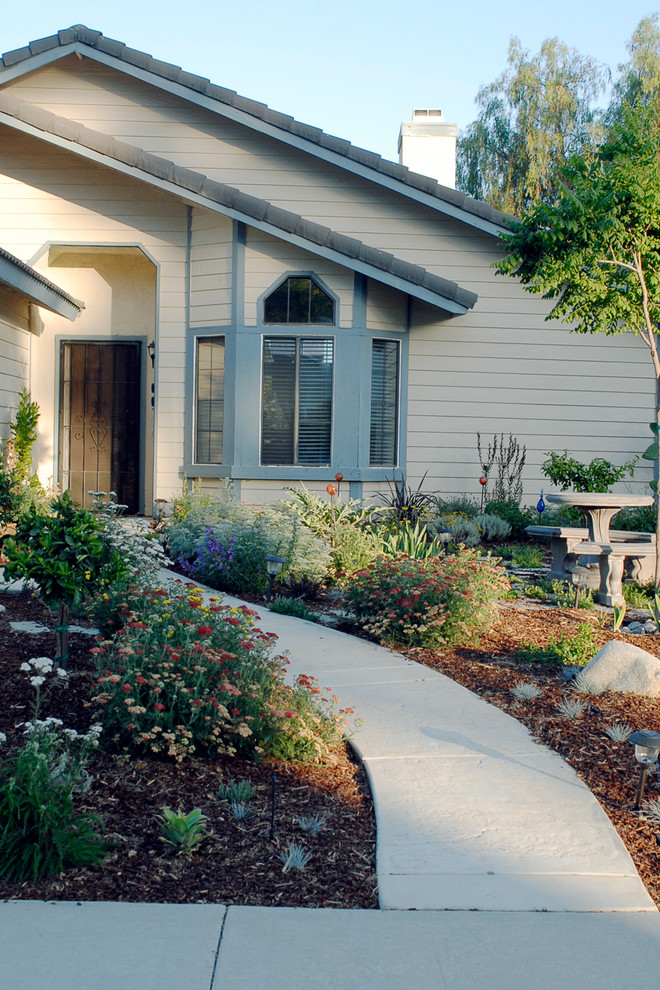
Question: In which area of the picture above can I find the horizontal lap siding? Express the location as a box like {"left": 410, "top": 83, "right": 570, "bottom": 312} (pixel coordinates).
{"left": 244, "top": 229, "right": 353, "bottom": 325}
{"left": 366, "top": 281, "right": 407, "bottom": 331}
{"left": 0, "top": 300, "right": 30, "bottom": 440}
{"left": 190, "top": 209, "right": 233, "bottom": 326}
{"left": 407, "top": 307, "right": 655, "bottom": 502}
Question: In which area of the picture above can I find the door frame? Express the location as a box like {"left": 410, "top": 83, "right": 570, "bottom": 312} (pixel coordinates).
{"left": 55, "top": 335, "right": 149, "bottom": 514}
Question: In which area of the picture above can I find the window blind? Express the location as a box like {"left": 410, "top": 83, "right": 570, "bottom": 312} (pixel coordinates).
{"left": 370, "top": 340, "right": 399, "bottom": 467}
{"left": 261, "top": 337, "right": 333, "bottom": 465}
{"left": 195, "top": 337, "right": 225, "bottom": 463}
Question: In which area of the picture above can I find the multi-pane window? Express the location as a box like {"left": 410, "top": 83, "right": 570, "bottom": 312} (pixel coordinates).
{"left": 264, "top": 276, "right": 334, "bottom": 325}
{"left": 370, "top": 340, "right": 399, "bottom": 467}
{"left": 261, "top": 337, "right": 334, "bottom": 465}
{"left": 195, "top": 337, "right": 225, "bottom": 463}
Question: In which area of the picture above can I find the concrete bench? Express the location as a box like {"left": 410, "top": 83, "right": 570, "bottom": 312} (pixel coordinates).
{"left": 526, "top": 525, "right": 656, "bottom": 605}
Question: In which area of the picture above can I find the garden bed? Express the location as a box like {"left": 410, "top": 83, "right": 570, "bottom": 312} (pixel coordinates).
{"left": 0, "top": 590, "right": 377, "bottom": 908}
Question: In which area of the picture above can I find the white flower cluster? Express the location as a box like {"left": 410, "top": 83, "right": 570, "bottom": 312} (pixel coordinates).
{"left": 20, "top": 656, "right": 68, "bottom": 687}
{"left": 21, "top": 717, "right": 102, "bottom": 746}
{"left": 22, "top": 716, "right": 64, "bottom": 734}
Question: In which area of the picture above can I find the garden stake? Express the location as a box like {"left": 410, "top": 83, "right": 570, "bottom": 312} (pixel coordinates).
{"left": 269, "top": 773, "right": 277, "bottom": 840}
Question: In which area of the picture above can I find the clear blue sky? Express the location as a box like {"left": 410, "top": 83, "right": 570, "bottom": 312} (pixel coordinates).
{"left": 1, "top": 1, "right": 657, "bottom": 162}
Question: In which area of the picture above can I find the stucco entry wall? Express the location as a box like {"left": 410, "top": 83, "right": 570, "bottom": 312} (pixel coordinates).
{"left": 30, "top": 246, "right": 156, "bottom": 511}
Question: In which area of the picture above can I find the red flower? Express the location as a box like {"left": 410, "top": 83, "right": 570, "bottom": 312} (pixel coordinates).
{"left": 224, "top": 617, "right": 240, "bottom": 626}
{"left": 122, "top": 684, "right": 132, "bottom": 692}
{"left": 197, "top": 625, "right": 213, "bottom": 636}
{"left": 154, "top": 703, "right": 166, "bottom": 711}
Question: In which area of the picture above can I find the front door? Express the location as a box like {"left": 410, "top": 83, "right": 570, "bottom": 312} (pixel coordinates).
{"left": 59, "top": 341, "right": 141, "bottom": 512}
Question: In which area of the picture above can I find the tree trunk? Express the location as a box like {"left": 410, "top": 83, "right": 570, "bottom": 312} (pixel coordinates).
{"left": 55, "top": 600, "right": 70, "bottom": 669}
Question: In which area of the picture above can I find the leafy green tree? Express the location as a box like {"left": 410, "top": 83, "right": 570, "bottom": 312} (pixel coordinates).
{"left": 457, "top": 37, "right": 608, "bottom": 213}
{"left": 496, "top": 103, "right": 660, "bottom": 579}
{"left": 609, "top": 14, "right": 660, "bottom": 122}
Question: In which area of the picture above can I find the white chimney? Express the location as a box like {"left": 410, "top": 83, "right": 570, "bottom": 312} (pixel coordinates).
{"left": 398, "top": 109, "right": 457, "bottom": 189}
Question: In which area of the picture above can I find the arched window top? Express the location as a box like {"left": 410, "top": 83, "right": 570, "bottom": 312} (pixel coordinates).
{"left": 263, "top": 276, "right": 334, "bottom": 325}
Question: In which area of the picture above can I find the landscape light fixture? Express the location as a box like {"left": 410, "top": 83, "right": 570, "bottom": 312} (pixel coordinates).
{"left": 628, "top": 730, "right": 660, "bottom": 810}
{"left": 436, "top": 528, "right": 451, "bottom": 553}
{"left": 265, "top": 556, "right": 285, "bottom": 603}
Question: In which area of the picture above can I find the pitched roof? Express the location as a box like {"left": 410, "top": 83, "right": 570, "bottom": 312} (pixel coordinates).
{"left": 0, "top": 246, "right": 83, "bottom": 320}
{"left": 0, "top": 25, "right": 513, "bottom": 235}
{"left": 0, "top": 90, "right": 478, "bottom": 314}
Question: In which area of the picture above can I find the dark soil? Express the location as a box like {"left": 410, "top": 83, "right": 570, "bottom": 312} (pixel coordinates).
{"left": 0, "top": 590, "right": 378, "bottom": 907}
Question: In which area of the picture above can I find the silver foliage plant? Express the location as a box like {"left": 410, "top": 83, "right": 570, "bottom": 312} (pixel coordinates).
{"left": 511, "top": 681, "right": 542, "bottom": 701}
{"left": 557, "top": 697, "right": 587, "bottom": 720}
{"left": 279, "top": 841, "right": 312, "bottom": 873}
{"left": 604, "top": 722, "right": 633, "bottom": 743}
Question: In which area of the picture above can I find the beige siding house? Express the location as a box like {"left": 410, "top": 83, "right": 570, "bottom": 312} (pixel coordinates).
{"left": 0, "top": 25, "right": 653, "bottom": 513}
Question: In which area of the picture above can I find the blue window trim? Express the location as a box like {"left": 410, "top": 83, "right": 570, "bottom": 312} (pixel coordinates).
{"left": 184, "top": 265, "right": 408, "bottom": 484}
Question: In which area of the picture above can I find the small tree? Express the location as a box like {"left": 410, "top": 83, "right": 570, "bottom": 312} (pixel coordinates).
{"left": 3, "top": 492, "right": 126, "bottom": 665}
{"left": 496, "top": 103, "right": 660, "bottom": 580}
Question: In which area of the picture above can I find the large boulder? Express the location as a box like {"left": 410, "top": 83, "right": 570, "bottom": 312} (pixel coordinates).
{"left": 580, "top": 640, "right": 660, "bottom": 697}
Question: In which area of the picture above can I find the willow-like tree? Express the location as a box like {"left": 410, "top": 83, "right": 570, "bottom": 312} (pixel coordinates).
{"left": 496, "top": 103, "right": 660, "bottom": 581}
{"left": 456, "top": 36, "right": 608, "bottom": 214}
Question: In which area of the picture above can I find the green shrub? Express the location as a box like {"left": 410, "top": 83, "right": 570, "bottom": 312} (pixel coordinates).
{"left": 434, "top": 495, "right": 480, "bottom": 519}
{"left": 484, "top": 499, "right": 535, "bottom": 540}
{"left": 516, "top": 623, "right": 597, "bottom": 667}
{"left": 91, "top": 582, "right": 350, "bottom": 763}
{"left": 622, "top": 582, "right": 654, "bottom": 608}
{"left": 269, "top": 596, "right": 317, "bottom": 621}
{"left": 344, "top": 548, "right": 508, "bottom": 647}
{"left": 4, "top": 491, "right": 127, "bottom": 664}
{"left": 613, "top": 505, "right": 656, "bottom": 533}
{"left": 522, "top": 578, "right": 594, "bottom": 609}
{"left": 499, "top": 545, "right": 544, "bottom": 567}
{"left": 431, "top": 514, "right": 480, "bottom": 546}
{"left": 541, "top": 451, "right": 636, "bottom": 493}
{"left": 0, "top": 720, "right": 105, "bottom": 880}
{"left": 285, "top": 485, "right": 380, "bottom": 577}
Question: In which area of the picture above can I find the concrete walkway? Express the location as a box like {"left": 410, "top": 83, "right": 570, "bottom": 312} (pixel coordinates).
{"left": 4, "top": 581, "right": 660, "bottom": 988}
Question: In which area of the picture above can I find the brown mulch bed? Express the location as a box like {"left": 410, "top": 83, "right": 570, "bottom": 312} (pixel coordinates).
{"left": 0, "top": 590, "right": 378, "bottom": 908}
{"left": 405, "top": 600, "right": 660, "bottom": 908}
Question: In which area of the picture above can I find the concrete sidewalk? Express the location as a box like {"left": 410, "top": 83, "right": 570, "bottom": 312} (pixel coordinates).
{"left": 4, "top": 900, "right": 660, "bottom": 990}
{"left": 217, "top": 591, "right": 654, "bottom": 914}
{"left": 3, "top": 580, "right": 660, "bottom": 989}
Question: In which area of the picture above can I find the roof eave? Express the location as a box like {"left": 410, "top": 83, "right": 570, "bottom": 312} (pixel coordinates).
{"left": 0, "top": 251, "right": 82, "bottom": 320}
